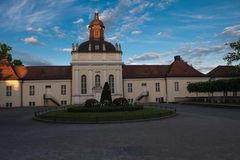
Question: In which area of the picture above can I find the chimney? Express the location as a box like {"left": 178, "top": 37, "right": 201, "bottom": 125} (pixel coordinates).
{"left": 174, "top": 55, "right": 181, "bottom": 61}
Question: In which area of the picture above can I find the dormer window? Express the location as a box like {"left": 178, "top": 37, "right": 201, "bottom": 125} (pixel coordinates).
{"left": 88, "top": 44, "right": 92, "bottom": 51}
{"left": 95, "top": 45, "right": 99, "bottom": 50}
{"left": 102, "top": 43, "right": 106, "bottom": 51}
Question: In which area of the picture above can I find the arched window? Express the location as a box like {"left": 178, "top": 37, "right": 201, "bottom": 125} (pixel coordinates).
{"left": 81, "top": 75, "right": 87, "bottom": 94}
{"left": 109, "top": 75, "right": 114, "bottom": 93}
{"left": 95, "top": 75, "right": 100, "bottom": 87}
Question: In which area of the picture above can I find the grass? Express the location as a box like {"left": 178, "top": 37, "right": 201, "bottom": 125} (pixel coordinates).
{"left": 36, "top": 108, "right": 175, "bottom": 122}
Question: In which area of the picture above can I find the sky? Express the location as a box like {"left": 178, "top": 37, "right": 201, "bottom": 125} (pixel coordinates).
{"left": 0, "top": 0, "right": 240, "bottom": 73}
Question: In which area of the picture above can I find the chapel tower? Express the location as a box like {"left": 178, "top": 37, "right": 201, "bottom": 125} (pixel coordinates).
{"left": 71, "top": 11, "right": 123, "bottom": 104}
{"left": 88, "top": 11, "right": 105, "bottom": 41}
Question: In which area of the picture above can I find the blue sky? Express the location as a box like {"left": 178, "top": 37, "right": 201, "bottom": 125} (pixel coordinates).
{"left": 0, "top": 0, "right": 240, "bottom": 73}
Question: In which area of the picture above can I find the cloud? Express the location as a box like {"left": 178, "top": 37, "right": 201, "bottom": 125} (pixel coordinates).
{"left": 129, "top": 2, "right": 153, "bottom": 14}
{"left": 59, "top": 48, "right": 72, "bottom": 52}
{"left": 127, "top": 53, "right": 161, "bottom": 64}
{"left": 158, "top": 0, "right": 175, "bottom": 10}
{"left": 22, "top": 36, "right": 46, "bottom": 46}
{"left": 178, "top": 45, "right": 226, "bottom": 57}
{"left": 26, "top": 26, "right": 43, "bottom": 33}
{"left": 107, "top": 12, "right": 151, "bottom": 41}
{"left": 107, "top": 35, "right": 120, "bottom": 41}
{"left": 173, "top": 43, "right": 228, "bottom": 73}
{"left": 218, "top": 24, "right": 240, "bottom": 38}
{"left": 157, "top": 32, "right": 170, "bottom": 37}
{"left": 131, "top": 30, "right": 142, "bottom": 35}
{"left": 173, "top": 13, "right": 214, "bottom": 20}
{"left": 0, "top": 0, "right": 75, "bottom": 30}
{"left": 12, "top": 49, "right": 51, "bottom": 66}
{"left": 0, "top": 0, "right": 56, "bottom": 30}
{"left": 52, "top": 26, "right": 65, "bottom": 38}
{"left": 73, "top": 18, "right": 84, "bottom": 24}
{"left": 98, "top": 0, "right": 174, "bottom": 42}
{"left": 99, "top": 0, "right": 140, "bottom": 27}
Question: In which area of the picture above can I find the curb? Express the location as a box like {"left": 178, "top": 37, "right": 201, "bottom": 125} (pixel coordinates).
{"left": 33, "top": 113, "right": 178, "bottom": 124}
{"left": 179, "top": 102, "right": 240, "bottom": 109}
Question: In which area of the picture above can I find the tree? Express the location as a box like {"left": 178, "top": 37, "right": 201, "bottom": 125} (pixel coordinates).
{"left": 224, "top": 40, "right": 240, "bottom": 64}
{"left": 0, "top": 43, "right": 23, "bottom": 65}
{"left": 0, "top": 43, "right": 12, "bottom": 60}
{"left": 12, "top": 59, "right": 23, "bottom": 66}
{"left": 100, "top": 82, "right": 112, "bottom": 106}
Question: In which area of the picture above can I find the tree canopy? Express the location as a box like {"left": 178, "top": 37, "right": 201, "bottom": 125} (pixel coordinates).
{"left": 0, "top": 43, "right": 12, "bottom": 60}
{"left": 224, "top": 40, "right": 240, "bottom": 64}
{"left": 0, "top": 43, "right": 23, "bottom": 66}
{"left": 12, "top": 59, "right": 23, "bottom": 66}
{"left": 187, "top": 78, "right": 240, "bottom": 93}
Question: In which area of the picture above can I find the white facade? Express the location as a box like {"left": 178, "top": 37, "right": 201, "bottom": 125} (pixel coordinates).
{"left": 71, "top": 52, "right": 123, "bottom": 104}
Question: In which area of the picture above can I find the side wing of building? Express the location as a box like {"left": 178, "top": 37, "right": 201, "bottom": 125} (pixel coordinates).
{"left": 123, "top": 56, "right": 209, "bottom": 103}
{"left": 0, "top": 59, "right": 72, "bottom": 107}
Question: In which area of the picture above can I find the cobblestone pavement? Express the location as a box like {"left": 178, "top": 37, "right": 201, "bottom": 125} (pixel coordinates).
{"left": 1, "top": 104, "right": 240, "bottom": 160}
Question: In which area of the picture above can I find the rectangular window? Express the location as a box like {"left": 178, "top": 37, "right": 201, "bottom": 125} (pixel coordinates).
{"left": 155, "top": 83, "right": 160, "bottom": 92}
{"left": 29, "top": 85, "right": 35, "bottom": 96}
{"left": 174, "top": 82, "right": 179, "bottom": 91}
{"left": 156, "top": 97, "right": 164, "bottom": 103}
{"left": 128, "top": 83, "right": 133, "bottom": 92}
{"left": 6, "top": 86, "right": 12, "bottom": 96}
{"left": 6, "top": 103, "right": 12, "bottom": 108}
{"left": 61, "top": 100, "right": 67, "bottom": 105}
{"left": 233, "top": 91, "right": 237, "bottom": 97}
{"left": 29, "top": 102, "right": 35, "bottom": 107}
{"left": 61, "top": 85, "right": 66, "bottom": 95}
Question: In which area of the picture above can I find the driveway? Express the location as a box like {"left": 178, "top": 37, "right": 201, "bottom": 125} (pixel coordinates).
{"left": 0, "top": 104, "right": 240, "bottom": 160}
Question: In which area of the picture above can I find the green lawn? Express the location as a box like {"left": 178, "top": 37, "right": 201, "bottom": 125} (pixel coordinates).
{"left": 37, "top": 108, "right": 175, "bottom": 122}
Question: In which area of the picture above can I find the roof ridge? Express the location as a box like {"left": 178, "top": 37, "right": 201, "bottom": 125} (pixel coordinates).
{"left": 166, "top": 60, "right": 206, "bottom": 77}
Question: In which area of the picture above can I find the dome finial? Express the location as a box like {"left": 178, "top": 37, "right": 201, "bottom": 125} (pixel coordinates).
{"left": 95, "top": 10, "right": 99, "bottom": 20}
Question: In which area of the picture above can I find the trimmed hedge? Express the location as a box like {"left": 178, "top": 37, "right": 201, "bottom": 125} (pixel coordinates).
{"left": 187, "top": 78, "right": 240, "bottom": 93}
{"left": 112, "top": 97, "right": 129, "bottom": 106}
{"left": 67, "top": 105, "right": 143, "bottom": 112}
{"left": 84, "top": 99, "right": 100, "bottom": 108}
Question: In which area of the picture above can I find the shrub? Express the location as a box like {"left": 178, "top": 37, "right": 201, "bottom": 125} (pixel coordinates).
{"left": 67, "top": 105, "right": 143, "bottom": 112}
{"left": 113, "top": 97, "right": 129, "bottom": 106}
{"left": 100, "top": 82, "right": 112, "bottom": 106}
{"left": 84, "top": 99, "right": 100, "bottom": 108}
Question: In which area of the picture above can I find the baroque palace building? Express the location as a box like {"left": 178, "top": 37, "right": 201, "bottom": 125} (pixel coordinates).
{"left": 1, "top": 12, "right": 240, "bottom": 107}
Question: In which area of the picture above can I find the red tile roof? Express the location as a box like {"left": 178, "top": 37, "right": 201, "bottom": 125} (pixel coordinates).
{"left": 122, "top": 65, "right": 169, "bottom": 79}
{"left": 0, "top": 59, "right": 19, "bottom": 80}
{"left": 14, "top": 66, "right": 72, "bottom": 80}
{"left": 4, "top": 56, "right": 234, "bottom": 81}
{"left": 123, "top": 59, "right": 205, "bottom": 79}
{"left": 166, "top": 60, "right": 206, "bottom": 77}
{"left": 207, "top": 65, "right": 240, "bottom": 78}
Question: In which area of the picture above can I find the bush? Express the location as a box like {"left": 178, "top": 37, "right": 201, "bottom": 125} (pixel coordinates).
{"left": 67, "top": 105, "right": 143, "bottom": 112}
{"left": 113, "top": 97, "right": 129, "bottom": 106}
{"left": 84, "top": 99, "right": 100, "bottom": 108}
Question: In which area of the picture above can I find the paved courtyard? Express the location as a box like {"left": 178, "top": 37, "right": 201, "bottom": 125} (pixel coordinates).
{"left": 0, "top": 104, "right": 240, "bottom": 160}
